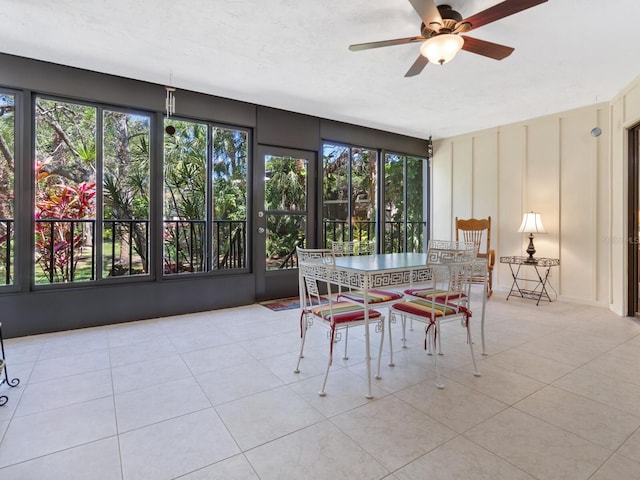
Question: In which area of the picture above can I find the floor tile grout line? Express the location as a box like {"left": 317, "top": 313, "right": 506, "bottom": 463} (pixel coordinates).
{"left": 0, "top": 435, "right": 121, "bottom": 473}
{"left": 1, "top": 301, "right": 639, "bottom": 478}
{"left": 108, "top": 340, "right": 126, "bottom": 480}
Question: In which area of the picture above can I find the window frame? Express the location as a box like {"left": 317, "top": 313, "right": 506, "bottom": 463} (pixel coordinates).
{"left": 162, "top": 116, "right": 251, "bottom": 278}
{"left": 0, "top": 88, "right": 18, "bottom": 291}
{"left": 382, "top": 151, "right": 429, "bottom": 253}
{"left": 321, "top": 140, "right": 379, "bottom": 248}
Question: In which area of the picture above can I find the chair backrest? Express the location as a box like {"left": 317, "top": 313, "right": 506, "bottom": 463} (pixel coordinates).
{"left": 427, "top": 239, "right": 477, "bottom": 265}
{"left": 455, "top": 217, "right": 491, "bottom": 259}
{"left": 426, "top": 240, "right": 476, "bottom": 304}
{"left": 330, "top": 240, "right": 375, "bottom": 256}
{"left": 296, "top": 247, "right": 336, "bottom": 303}
{"left": 296, "top": 246, "right": 335, "bottom": 265}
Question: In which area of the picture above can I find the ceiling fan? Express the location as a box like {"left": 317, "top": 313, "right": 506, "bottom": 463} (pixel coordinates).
{"left": 349, "top": 0, "right": 548, "bottom": 77}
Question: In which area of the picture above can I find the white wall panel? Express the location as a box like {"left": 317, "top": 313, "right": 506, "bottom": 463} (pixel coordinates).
{"left": 596, "top": 106, "right": 610, "bottom": 305}
{"left": 610, "top": 97, "right": 627, "bottom": 314}
{"left": 451, "top": 137, "right": 473, "bottom": 239}
{"left": 497, "top": 124, "right": 526, "bottom": 290}
{"left": 559, "top": 109, "right": 598, "bottom": 301}
{"left": 472, "top": 131, "right": 498, "bottom": 220}
{"left": 525, "top": 118, "right": 560, "bottom": 262}
{"left": 432, "top": 140, "right": 452, "bottom": 241}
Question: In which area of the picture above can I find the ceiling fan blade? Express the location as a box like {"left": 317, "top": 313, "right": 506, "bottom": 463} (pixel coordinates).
{"left": 461, "top": 36, "right": 514, "bottom": 60}
{"left": 405, "top": 55, "right": 429, "bottom": 77}
{"left": 408, "top": 0, "right": 442, "bottom": 28}
{"left": 461, "top": 0, "right": 548, "bottom": 31}
{"left": 349, "top": 36, "right": 425, "bottom": 51}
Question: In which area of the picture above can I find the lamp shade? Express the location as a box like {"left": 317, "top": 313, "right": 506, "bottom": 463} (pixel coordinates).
{"left": 518, "top": 212, "right": 546, "bottom": 234}
{"left": 420, "top": 34, "right": 464, "bottom": 65}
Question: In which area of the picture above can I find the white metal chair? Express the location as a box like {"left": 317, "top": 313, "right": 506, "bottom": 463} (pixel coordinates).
{"left": 295, "top": 247, "right": 385, "bottom": 396}
{"left": 388, "top": 240, "right": 480, "bottom": 389}
{"left": 330, "top": 240, "right": 403, "bottom": 360}
{"left": 401, "top": 239, "right": 476, "bottom": 338}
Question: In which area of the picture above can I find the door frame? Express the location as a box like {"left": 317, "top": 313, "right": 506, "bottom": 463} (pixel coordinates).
{"left": 628, "top": 124, "right": 640, "bottom": 317}
{"left": 253, "top": 145, "right": 317, "bottom": 301}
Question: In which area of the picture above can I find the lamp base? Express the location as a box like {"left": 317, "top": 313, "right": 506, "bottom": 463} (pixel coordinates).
{"left": 525, "top": 234, "right": 536, "bottom": 263}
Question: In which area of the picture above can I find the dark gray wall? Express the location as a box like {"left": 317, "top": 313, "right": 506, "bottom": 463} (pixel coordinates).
{"left": 0, "top": 53, "right": 256, "bottom": 126}
{"left": 0, "top": 52, "right": 429, "bottom": 338}
{"left": 320, "top": 119, "right": 428, "bottom": 157}
{"left": 0, "top": 275, "right": 255, "bottom": 338}
{"left": 257, "top": 107, "right": 320, "bottom": 151}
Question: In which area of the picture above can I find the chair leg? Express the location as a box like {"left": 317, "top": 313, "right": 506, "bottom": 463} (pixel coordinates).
{"left": 319, "top": 359, "right": 331, "bottom": 397}
{"left": 426, "top": 321, "right": 433, "bottom": 356}
{"left": 466, "top": 323, "right": 481, "bottom": 378}
{"left": 401, "top": 314, "right": 408, "bottom": 349}
{"left": 294, "top": 314, "right": 308, "bottom": 374}
{"left": 487, "top": 270, "right": 493, "bottom": 297}
{"left": 429, "top": 322, "right": 445, "bottom": 389}
{"left": 319, "top": 327, "right": 336, "bottom": 396}
{"left": 388, "top": 313, "right": 395, "bottom": 367}
{"left": 376, "top": 318, "right": 384, "bottom": 380}
{"left": 343, "top": 325, "right": 349, "bottom": 360}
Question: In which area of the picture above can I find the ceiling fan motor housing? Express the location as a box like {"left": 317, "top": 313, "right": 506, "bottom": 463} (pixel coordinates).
{"left": 423, "top": 4, "right": 468, "bottom": 36}
{"left": 437, "top": 5, "right": 462, "bottom": 22}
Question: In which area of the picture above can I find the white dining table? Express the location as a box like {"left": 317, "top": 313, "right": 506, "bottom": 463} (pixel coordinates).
{"left": 302, "top": 252, "right": 488, "bottom": 398}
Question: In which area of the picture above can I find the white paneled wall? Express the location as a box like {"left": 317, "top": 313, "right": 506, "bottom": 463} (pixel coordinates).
{"left": 433, "top": 104, "right": 610, "bottom": 307}
{"left": 432, "top": 73, "right": 640, "bottom": 314}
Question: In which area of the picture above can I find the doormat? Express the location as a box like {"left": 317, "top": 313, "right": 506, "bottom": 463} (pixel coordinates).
{"left": 260, "top": 297, "right": 328, "bottom": 312}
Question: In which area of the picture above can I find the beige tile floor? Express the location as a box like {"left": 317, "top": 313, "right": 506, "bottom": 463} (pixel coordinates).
{"left": 0, "top": 291, "right": 639, "bottom": 480}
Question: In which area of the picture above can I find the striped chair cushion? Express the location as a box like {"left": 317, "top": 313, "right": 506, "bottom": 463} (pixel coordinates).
{"left": 338, "top": 289, "right": 403, "bottom": 304}
{"left": 404, "top": 287, "right": 466, "bottom": 303}
{"left": 392, "top": 298, "right": 463, "bottom": 319}
{"left": 311, "top": 301, "right": 382, "bottom": 324}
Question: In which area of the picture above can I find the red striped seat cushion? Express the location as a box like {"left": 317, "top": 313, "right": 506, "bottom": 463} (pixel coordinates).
{"left": 311, "top": 301, "right": 382, "bottom": 324}
{"left": 338, "top": 289, "right": 403, "bottom": 304}
{"left": 404, "top": 287, "right": 466, "bottom": 303}
{"left": 392, "top": 298, "right": 462, "bottom": 319}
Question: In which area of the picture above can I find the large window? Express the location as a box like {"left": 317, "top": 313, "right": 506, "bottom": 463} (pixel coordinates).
{"left": 31, "top": 98, "right": 249, "bottom": 285}
{"left": 323, "top": 143, "right": 377, "bottom": 246}
{"left": 0, "top": 93, "right": 15, "bottom": 286}
{"left": 34, "top": 98, "right": 151, "bottom": 283}
{"left": 102, "top": 110, "right": 151, "bottom": 277}
{"left": 163, "top": 119, "right": 248, "bottom": 274}
{"left": 384, "top": 153, "right": 426, "bottom": 253}
{"left": 322, "top": 143, "right": 427, "bottom": 253}
{"left": 35, "top": 99, "right": 98, "bottom": 284}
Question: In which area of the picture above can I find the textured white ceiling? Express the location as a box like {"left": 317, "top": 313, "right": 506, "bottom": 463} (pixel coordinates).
{"left": 1, "top": 0, "right": 639, "bottom": 140}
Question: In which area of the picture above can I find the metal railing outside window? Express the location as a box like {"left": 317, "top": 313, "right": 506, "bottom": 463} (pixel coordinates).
{"left": 0, "top": 219, "right": 13, "bottom": 285}
{"left": 29, "top": 218, "right": 246, "bottom": 283}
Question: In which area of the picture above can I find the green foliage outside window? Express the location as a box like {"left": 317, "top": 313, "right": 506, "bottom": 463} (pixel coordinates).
{"left": 0, "top": 94, "right": 15, "bottom": 285}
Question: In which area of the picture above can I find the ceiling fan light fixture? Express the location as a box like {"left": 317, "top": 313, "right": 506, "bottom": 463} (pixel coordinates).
{"left": 420, "top": 34, "right": 464, "bottom": 65}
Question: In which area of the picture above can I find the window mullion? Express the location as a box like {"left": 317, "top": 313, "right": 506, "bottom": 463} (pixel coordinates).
{"left": 95, "top": 108, "right": 104, "bottom": 281}
{"left": 207, "top": 126, "right": 214, "bottom": 272}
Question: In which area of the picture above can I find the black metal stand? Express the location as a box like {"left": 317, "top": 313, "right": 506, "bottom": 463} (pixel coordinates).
{"left": 0, "top": 323, "right": 20, "bottom": 406}
{"left": 500, "top": 256, "right": 560, "bottom": 306}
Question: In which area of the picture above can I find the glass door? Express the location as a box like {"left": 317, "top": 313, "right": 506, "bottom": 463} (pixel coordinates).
{"left": 254, "top": 146, "right": 315, "bottom": 300}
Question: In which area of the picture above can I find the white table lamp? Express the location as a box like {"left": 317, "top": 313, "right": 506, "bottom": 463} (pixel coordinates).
{"left": 518, "top": 212, "right": 546, "bottom": 262}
